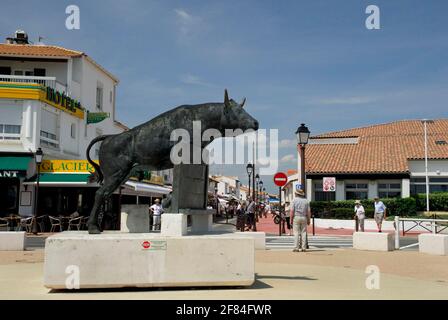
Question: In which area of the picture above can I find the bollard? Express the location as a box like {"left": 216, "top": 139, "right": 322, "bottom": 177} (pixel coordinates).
{"left": 394, "top": 216, "right": 400, "bottom": 250}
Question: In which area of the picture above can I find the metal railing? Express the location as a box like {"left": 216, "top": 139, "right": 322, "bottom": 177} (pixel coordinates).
{"left": 0, "top": 74, "right": 66, "bottom": 91}
{"left": 394, "top": 216, "right": 448, "bottom": 249}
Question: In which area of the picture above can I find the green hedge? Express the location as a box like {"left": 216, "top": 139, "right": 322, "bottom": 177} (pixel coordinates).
{"left": 414, "top": 193, "right": 448, "bottom": 211}
{"left": 310, "top": 197, "right": 417, "bottom": 219}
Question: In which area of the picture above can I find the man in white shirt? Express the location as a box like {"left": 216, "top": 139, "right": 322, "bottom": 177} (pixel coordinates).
{"left": 354, "top": 200, "right": 365, "bottom": 232}
{"left": 290, "top": 189, "right": 311, "bottom": 252}
{"left": 373, "top": 197, "right": 387, "bottom": 232}
{"left": 150, "top": 199, "right": 164, "bottom": 231}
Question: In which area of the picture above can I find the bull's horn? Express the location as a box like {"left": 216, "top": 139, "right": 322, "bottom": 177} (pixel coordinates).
{"left": 224, "top": 89, "right": 230, "bottom": 106}
{"left": 240, "top": 97, "right": 246, "bottom": 108}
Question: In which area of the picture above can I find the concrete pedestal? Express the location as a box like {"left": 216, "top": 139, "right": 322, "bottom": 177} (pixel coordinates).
{"left": 191, "top": 214, "right": 213, "bottom": 233}
{"left": 0, "top": 232, "right": 26, "bottom": 251}
{"left": 235, "top": 232, "right": 266, "bottom": 250}
{"left": 161, "top": 214, "right": 187, "bottom": 236}
{"left": 353, "top": 232, "right": 394, "bottom": 251}
{"left": 120, "top": 205, "right": 150, "bottom": 233}
{"left": 419, "top": 234, "right": 448, "bottom": 255}
{"left": 44, "top": 232, "right": 255, "bottom": 289}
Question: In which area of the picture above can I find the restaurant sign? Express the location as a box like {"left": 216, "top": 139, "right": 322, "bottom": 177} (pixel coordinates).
{"left": 39, "top": 160, "right": 98, "bottom": 173}
{"left": 0, "top": 170, "right": 19, "bottom": 178}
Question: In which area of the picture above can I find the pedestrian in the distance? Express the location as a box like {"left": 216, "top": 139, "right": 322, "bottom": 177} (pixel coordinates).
{"left": 284, "top": 201, "right": 292, "bottom": 235}
{"left": 290, "top": 189, "right": 311, "bottom": 252}
{"left": 246, "top": 199, "right": 256, "bottom": 231}
{"left": 150, "top": 198, "right": 164, "bottom": 231}
{"left": 373, "top": 197, "right": 387, "bottom": 232}
{"left": 354, "top": 200, "right": 365, "bottom": 232}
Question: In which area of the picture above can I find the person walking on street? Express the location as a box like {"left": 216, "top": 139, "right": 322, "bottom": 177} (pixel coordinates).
{"left": 150, "top": 199, "right": 164, "bottom": 231}
{"left": 246, "top": 199, "right": 256, "bottom": 231}
{"left": 354, "top": 200, "right": 365, "bottom": 232}
{"left": 290, "top": 189, "right": 311, "bottom": 252}
{"left": 284, "top": 201, "right": 292, "bottom": 235}
{"left": 373, "top": 197, "right": 387, "bottom": 232}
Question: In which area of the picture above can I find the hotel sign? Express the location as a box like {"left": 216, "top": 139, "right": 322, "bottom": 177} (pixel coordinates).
{"left": 0, "top": 82, "right": 85, "bottom": 119}
{"left": 44, "top": 87, "right": 84, "bottom": 119}
{"left": 39, "top": 160, "right": 98, "bottom": 173}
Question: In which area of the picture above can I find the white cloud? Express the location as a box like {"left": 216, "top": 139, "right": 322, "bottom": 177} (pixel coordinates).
{"left": 279, "top": 139, "right": 296, "bottom": 148}
{"left": 174, "top": 9, "right": 193, "bottom": 21}
{"left": 312, "top": 96, "right": 377, "bottom": 105}
{"left": 179, "top": 74, "right": 215, "bottom": 87}
{"left": 174, "top": 8, "right": 202, "bottom": 41}
{"left": 280, "top": 154, "right": 296, "bottom": 163}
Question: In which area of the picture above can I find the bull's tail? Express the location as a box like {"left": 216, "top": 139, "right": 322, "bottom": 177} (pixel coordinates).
{"left": 86, "top": 135, "right": 111, "bottom": 184}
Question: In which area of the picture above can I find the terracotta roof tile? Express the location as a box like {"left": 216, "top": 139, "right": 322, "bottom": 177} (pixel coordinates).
{"left": 306, "top": 119, "right": 448, "bottom": 174}
{"left": 0, "top": 44, "right": 83, "bottom": 58}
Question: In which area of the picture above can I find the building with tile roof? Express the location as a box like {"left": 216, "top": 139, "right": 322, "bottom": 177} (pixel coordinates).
{"left": 0, "top": 30, "right": 168, "bottom": 222}
{"left": 285, "top": 119, "right": 448, "bottom": 202}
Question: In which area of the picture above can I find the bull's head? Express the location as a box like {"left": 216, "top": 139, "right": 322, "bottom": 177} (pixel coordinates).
{"left": 222, "top": 89, "right": 259, "bottom": 132}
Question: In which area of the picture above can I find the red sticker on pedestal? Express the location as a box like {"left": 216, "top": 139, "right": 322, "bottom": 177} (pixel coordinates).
{"left": 142, "top": 241, "right": 151, "bottom": 249}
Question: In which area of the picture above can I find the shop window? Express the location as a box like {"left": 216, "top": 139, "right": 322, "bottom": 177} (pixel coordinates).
{"left": 0, "top": 179, "right": 19, "bottom": 215}
{"left": 345, "top": 182, "right": 368, "bottom": 200}
{"left": 410, "top": 177, "right": 448, "bottom": 195}
{"left": 0, "top": 124, "right": 21, "bottom": 140}
{"left": 314, "top": 181, "right": 336, "bottom": 201}
{"left": 378, "top": 182, "right": 401, "bottom": 198}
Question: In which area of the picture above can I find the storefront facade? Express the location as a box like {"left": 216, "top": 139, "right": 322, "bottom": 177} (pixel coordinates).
{"left": 0, "top": 32, "right": 174, "bottom": 221}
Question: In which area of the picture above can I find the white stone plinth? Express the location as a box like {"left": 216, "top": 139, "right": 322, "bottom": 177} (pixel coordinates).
{"left": 161, "top": 213, "right": 187, "bottom": 236}
{"left": 120, "top": 205, "right": 150, "bottom": 233}
{"left": 353, "top": 232, "right": 394, "bottom": 251}
{"left": 44, "top": 232, "right": 254, "bottom": 289}
{"left": 235, "top": 232, "right": 266, "bottom": 250}
{"left": 419, "top": 234, "right": 448, "bottom": 255}
{"left": 0, "top": 232, "right": 26, "bottom": 251}
{"left": 191, "top": 214, "right": 213, "bottom": 233}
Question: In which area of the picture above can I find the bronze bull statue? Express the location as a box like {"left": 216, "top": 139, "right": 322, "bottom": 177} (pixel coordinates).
{"left": 86, "top": 90, "right": 259, "bottom": 234}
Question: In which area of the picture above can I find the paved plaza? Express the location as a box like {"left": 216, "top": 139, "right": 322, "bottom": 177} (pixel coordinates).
{"left": 1, "top": 236, "right": 447, "bottom": 300}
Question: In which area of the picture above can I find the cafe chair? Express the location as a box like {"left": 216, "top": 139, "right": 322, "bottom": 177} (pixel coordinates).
{"left": 0, "top": 218, "right": 8, "bottom": 231}
{"left": 36, "top": 215, "right": 48, "bottom": 233}
{"left": 80, "top": 216, "right": 89, "bottom": 230}
{"left": 49, "top": 216, "right": 63, "bottom": 232}
{"left": 19, "top": 217, "right": 34, "bottom": 233}
{"left": 68, "top": 217, "right": 83, "bottom": 231}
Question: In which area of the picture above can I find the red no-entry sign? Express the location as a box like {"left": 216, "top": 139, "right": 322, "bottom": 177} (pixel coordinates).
{"left": 273, "top": 172, "right": 288, "bottom": 187}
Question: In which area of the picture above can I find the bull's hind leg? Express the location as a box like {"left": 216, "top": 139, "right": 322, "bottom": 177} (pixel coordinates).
{"left": 88, "top": 168, "right": 132, "bottom": 234}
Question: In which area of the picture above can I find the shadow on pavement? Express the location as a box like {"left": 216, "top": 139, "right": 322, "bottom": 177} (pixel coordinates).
{"left": 256, "top": 274, "right": 317, "bottom": 281}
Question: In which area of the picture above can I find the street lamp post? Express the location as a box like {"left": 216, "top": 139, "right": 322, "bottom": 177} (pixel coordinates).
{"left": 296, "top": 124, "right": 310, "bottom": 247}
{"left": 422, "top": 119, "right": 435, "bottom": 232}
{"left": 295, "top": 123, "right": 311, "bottom": 194}
{"left": 255, "top": 174, "right": 260, "bottom": 223}
{"left": 32, "top": 148, "right": 44, "bottom": 235}
{"left": 246, "top": 163, "right": 253, "bottom": 200}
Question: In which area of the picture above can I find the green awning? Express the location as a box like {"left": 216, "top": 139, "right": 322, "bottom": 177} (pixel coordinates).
{"left": 0, "top": 156, "right": 33, "bottom": 170}
{"left": 24, "top": 173, "right": 95, "bottom": 185}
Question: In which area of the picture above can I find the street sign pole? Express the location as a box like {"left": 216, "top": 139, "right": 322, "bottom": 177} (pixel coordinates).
{"left": 279, "top": 186, "right": 282, "bottom": 236}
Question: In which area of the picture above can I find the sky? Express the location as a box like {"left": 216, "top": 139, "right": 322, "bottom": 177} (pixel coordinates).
{"left": 1, "top": 0, "right": 447, "bottom": 192}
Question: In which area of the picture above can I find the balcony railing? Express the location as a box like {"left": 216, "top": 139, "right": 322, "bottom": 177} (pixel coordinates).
{"left": 0, "top": 74, "right": 67, "bottom": 92}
